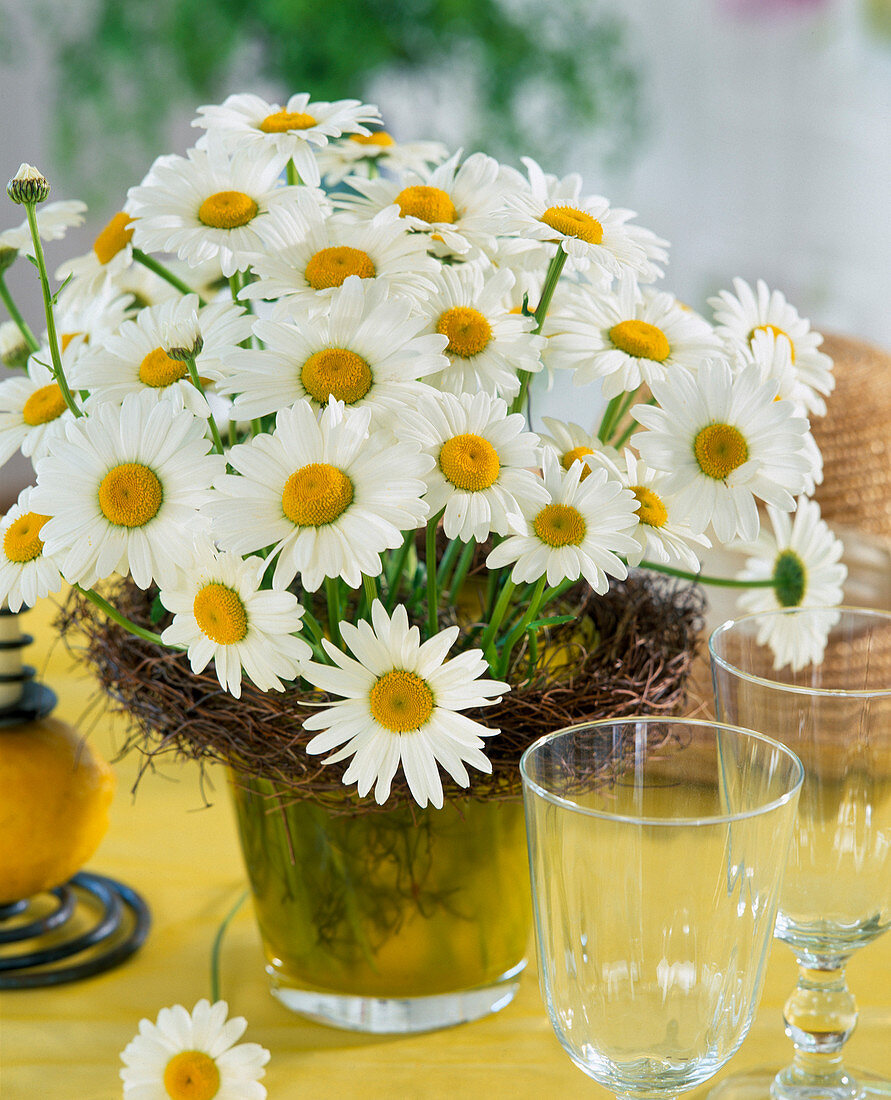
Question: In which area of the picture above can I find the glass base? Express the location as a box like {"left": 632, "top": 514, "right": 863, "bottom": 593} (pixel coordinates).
{"left": 708, "top": 1067, "right": 890, "bottom": 1100}
{"left": 267, "top": 959, "right": 526, "bottom": 1034}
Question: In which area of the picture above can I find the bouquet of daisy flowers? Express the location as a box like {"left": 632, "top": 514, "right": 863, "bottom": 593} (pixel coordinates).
{"left": 0, "top": 90, "right": 845, "bottom": 817}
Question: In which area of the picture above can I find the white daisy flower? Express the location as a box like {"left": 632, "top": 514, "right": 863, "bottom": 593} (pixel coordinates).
{"left": 157, "top": 293, "right": 204, "bottom": 359}
{"left": 632, "top": 359, "right": 813, "bottom": 544}
{"left": 402, "top": 390, "right": 549, "bottom": 543}
{"left": 192, "top": 91, "right": 381, "bottom": 186}
{"left": 741, "top": 328, "right": 824, "bottom": 493}
{"left": 72, "top": 296, "right": 252, "bottom": 418}
{"left": 735, "top": 498, "right": 847, "bottom": 671}
{"left": 0, "top": 322, "right": 30, "bottom": 370}
{"left": 208, "top": 399, "right": 432, "bottom": 592}
{"left": 333, "top": 149, "right": 507, "bottom": 259}
{"left": 497, "top": 157, "right": 662, "bottom": 281}
{"left": 301, "top": 600, "right": 508, "bottom": 809}
{"left": 224, "top": 276, "right": 447, "bottom": 422}
{"left": 0, "top": 199, "right": 87, "bottom": 257}
{"left": 0, "top": 354, "right": 79, "bottom": 468}
{"left": 240, "top": 201, "right": 439, "bottom": 314}
{"left": 486, "top": 449, "right": 640, "bottom": 592}
{"left": 708, "top": 277, "right": 834, "bottom": 416}
{"left": 543, "top": 275, "right": 720, "bottom": 400}
{"left": 315, "top": 130, "right": 449, "bottom": 185}
{"left": 120, "top": 998, "right": 269, "bottom": 1100}
{"left": 0, "top": 487, "right": 63, "bottom": 612}
{"left": 538, "top": 417, "right": 620, "bottom": 479}
{"left": 54, "top": 211, "right": 135, "bottom": 305}
{"left": 160, "top": 541, "right": 311, "bottom": 698}
{"left": 599, "top": 449, "right": 711, "bottom": 571}
{"left": 126, "top": 143, "right": 310, "bottom": 278}
{"left": 31, "top": 391, "right": 224, "bottom": 590}
{"left": 419, "top": 264, "right": 544, "bottom": 399}
{"left": 50, "top": 280, "right": 134, "bottom": 366}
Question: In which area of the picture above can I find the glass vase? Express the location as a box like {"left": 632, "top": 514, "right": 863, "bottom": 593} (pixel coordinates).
{"left": 229, "top": 774, "right": 532, "bottom": 1033}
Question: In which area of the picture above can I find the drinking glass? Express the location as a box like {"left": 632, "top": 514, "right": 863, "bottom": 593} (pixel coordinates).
{"left": 710, "top": 607, "right": 891, "bottom": 1100}
{"left": 520, "top": 717, "right": 803, "bottom": 1100}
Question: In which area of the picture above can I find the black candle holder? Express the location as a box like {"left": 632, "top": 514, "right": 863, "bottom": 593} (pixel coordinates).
{"left": 0, "top": 606, "right": 151, "bottom": 988}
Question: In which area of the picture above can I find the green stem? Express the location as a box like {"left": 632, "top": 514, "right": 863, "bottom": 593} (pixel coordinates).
{"left": 325, "top": 577, "right": 342, "bottom": 648}
{"left": 24, "top": 204, "right": 81, "bottom": 417}
{"left": 425, "top": 512, "right": 443, "bottom": 637}
{"left": 0, "top": 273, "right": 39, "bottom": 351}
{"left": 602, "top": 387, "right": 640, "bottom": 446}
{"left": 638, "top": 560, "right": 776, "bottom": 588}
{"left": 250, "top": 417, "right": 262, "bottom": 438}
{"left": 436, "top": 534, "right": 462, "bottom": 591}
{"left": 228, "top": 272, "right": 242, "bottom": 303}
{"left": 447, "top": 539, "right": 476, "bottom": 603}
{"left": 479, "top": 577, "right": 516, "bottom": 655}
{"left": 498, "top": 575, "right": 547, "bottom": 678}
{"left": 185, "top": 356, "right": 225, "bottom": 454}
{"left": 209, "top": 888, "right": 248, "bottom": 1003}
{"left": 509, "top": 249, "right": 568, "bottom": 416}
{"left": 286, "top": 160, "right": 300, "bottom": 186}
{"left": 384, "top": 530, "right": 415, "bottom": 611}
{"left": 539, "top": 576, "right": 576, "bottom": 609}
{"left": 362, "top": 573, "right": 379, "bottom": 616}
{"left": 132, "top": 248, "right": 207, "bottom": 305}
{"left": 597, "top": 394, "right": 623, "bottom": 443}
{"left": 75, "top": 584, "right": 183, "bottom": 649}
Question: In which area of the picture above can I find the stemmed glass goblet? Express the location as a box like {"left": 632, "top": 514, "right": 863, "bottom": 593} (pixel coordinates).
{"left": 709, "top": 607, "right": 891, "bottom": 1100}
{"left": 520, "top": 717, "right": 804, "bottom": 1099}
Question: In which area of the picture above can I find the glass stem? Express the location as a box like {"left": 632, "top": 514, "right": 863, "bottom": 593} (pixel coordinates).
{"left": 772, "top": 963, "right": 860, "bottom": 1100}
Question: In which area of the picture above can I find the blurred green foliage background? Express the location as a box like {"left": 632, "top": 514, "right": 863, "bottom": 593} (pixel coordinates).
{"left": 36, "top": 0, "right": 643, "bottom": 200}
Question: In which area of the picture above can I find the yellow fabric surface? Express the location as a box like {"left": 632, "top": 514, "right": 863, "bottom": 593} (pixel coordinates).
{"left": 1, "top": 595, "right": 889, "bottom": 1099}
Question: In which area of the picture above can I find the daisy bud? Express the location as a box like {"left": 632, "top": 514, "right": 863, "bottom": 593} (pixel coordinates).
{"left": 158, "top": 295, "right": 203, "bottom": 361}
{"left": 165, "top": 333, "right": 204, "bottom": 362}
{"left": 0, "top": 321, "right": 30, "bottom": 369}
{"left": 7, "top": 164, "right": 50, "bottom": 205}
{"left": 0, "top": 245, "right": 17, "bottom": 273}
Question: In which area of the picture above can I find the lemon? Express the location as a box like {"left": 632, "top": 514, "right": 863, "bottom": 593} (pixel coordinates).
{"left": 0, "top": 717, "right": 115, "bottom": 904}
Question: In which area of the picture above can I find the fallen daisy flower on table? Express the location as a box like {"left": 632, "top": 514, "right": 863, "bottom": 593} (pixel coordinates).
{"left": 120, "top": 998, "right": 269, "bottom": 1100}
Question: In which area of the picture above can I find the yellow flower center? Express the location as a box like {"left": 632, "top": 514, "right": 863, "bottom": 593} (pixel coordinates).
{"left": 561, "top": 446, "right": 594, "bottom": 480}
{"left": 304, "top": 246, "right": 376, "bottom": 290}
{"left": 750, "top": 323, "right": 796, "bottom": 362}
{"left": 394, "top": 185, "right": 456, "bottom": 225}
{"left": 97, "top": 462, "right": 163, "bottom": 528}
{"left": 22, "top": 383, "right": 66, "bottom": 426}
{"left": 436, "top": 307, "right": 492, "bottom": 358}
{"left": 693, "top": 423, "right": 749, "bottom": 480}
{"left": 162, "top": 1050, "right": 221, "bottom": 1100}
{"left": 609, "top": 319, "right": 671, "bottom": 362}
{"left": 259, "top": 109, "right": 317, "bottom": 132}
{"left": 630, "top": 485, "right": 668, "bottom": 528}
{"left": 439, "top": 433, "right": 500, "bottom": 491}
{"left": 61, "top": 331, "right": 85, "bottom": 351}
{"left": 198, "top": 191, "right": 258, "bottom": 229}
{"left": 540, "top": 205, "right": 603, "bottom": 245}
{"left": 533, "top": 503, "right": 587, "bottom": 547}
{"left": 369, "top": 669, "right": 434, "bottom": 733}
{"left": 300, "top": 348, "right": 372, "bottom": 405}
{"left": 138, "top": 347, "right": 188, "bottom": 388}
{"left": 193, "top": 583, "right": 249, "bottom": 646}
{"left": 3, "top": 511, "right": 50, "bottom": 563}
{"left": 282, "top": 463, "right": 354, "bottom": 527}
{"left": 350, "top": 131, "right": 396, "bottom": 146}
{"left": 93, "top": 212, "right": 134, "bottom": 265}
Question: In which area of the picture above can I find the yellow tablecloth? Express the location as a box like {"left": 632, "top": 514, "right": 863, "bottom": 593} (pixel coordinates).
{"left": 2, "top": 596, "right": 889, "bottom": 1099}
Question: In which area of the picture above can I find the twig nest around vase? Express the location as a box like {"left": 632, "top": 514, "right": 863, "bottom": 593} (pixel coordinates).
{"left": 813, "top": 333, "right": 891, "bottom": 542}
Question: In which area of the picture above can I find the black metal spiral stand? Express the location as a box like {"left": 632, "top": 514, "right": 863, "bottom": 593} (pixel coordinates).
{"left": 0, "top": 607, "right": 151, "bottom": 988}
